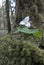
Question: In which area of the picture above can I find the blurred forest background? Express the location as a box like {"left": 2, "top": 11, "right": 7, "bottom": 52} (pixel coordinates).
{"left": 0, "top": 0, "right": 44, "bottom": 37}
{"left": 0, "top": 0, "right": 16, "bottom": 37}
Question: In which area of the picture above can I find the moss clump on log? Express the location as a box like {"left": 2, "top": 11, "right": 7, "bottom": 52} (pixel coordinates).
{"left": 0, "top": 32, "right": 44, "bottom": 65}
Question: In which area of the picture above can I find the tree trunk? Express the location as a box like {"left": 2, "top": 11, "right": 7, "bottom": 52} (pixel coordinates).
{"left": 15, "top": 0, "right": 44, "bottom": 26}
{"left": 6, "top": 0, "right": 11, "bottom": 33}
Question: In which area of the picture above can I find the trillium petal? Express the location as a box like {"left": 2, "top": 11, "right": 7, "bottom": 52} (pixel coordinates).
{"left": 24, "top": 16, "right": 30, "bottom": 22}
{"left": 25, "top": 22, "right": 31, "bottom": 28}
{"left": 19, "top": 21, "right": 25, "bottom": 25}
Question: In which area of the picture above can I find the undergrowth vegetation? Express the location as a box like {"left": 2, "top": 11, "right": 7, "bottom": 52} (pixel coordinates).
{"left": 0, "top": 32, "right": 44, "bottom": 65}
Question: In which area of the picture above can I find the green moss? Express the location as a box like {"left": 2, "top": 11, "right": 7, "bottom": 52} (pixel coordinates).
{"left": 0, "top": 32, "right": 44, "bottom": 65}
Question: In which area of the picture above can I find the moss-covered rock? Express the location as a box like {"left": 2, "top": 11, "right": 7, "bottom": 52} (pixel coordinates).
{"left": 0, "top": 32, "right": 44, "bottom": 65}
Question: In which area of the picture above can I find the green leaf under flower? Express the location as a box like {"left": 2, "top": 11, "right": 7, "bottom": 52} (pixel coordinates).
{"left": 17, "top": 27, "right": 42, "bottom": 38}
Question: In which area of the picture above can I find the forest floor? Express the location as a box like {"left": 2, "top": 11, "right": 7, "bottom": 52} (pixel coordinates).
{"left": 0, "top": 29, "right": 8, "bottom": 38}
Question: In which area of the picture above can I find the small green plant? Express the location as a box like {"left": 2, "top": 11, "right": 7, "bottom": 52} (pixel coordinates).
{"left": 19, "top": 16, "right": 42, "bottom": 38}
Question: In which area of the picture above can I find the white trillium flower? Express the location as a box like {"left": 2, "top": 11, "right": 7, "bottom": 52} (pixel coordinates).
{"left": 19, "top": 16, "right": 31, "bottom": 28}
